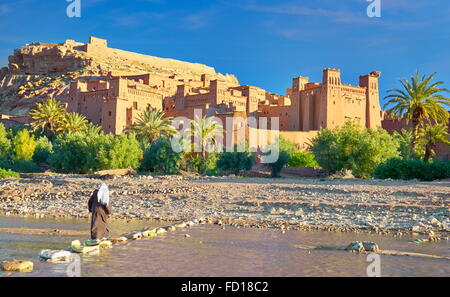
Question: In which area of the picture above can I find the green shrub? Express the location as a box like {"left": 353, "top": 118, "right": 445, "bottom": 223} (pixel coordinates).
{"left": 49, "top": 132, "right": 142, "bottom": 174}
{"left": 279, "top": 137, "right": 298, "bottom": 157}
{"left": 267, "top": 150, "right": 290, "bottom": 177}
{"left": 48, "top": 132, "right": 101, "bottom": 173}
{"left": 0, "top": 168, "right": 20, "bottom": 179}
{"left": 310, "top": 122, "right": 400, "bottom": 178}
{"left": 289, "top": 151, "right": 319, "bottom": 167}
{"left": 141, "top": 138, "right": 181, "bottom": 174}
{"left": 12, "top": 129, "right": 37, "bottom": 161}
{"left": 374, "top": 158, "right": 450, "bottom": 181}
{"left": 392, "top": 129, "right": 418, "bottom": 159}
{"left": 217, "top": 145, "right": 255, "bottom": 175}
{"left": 10, "top": 159, "right": 40, "bottom": 173}
{"left": 185, "top": 153, "right": 218, "bottom": 176}
{"left": 98, "top": 133, "right": 142, "bottom": 170}
{"left": 276, "top": 137, "right": 319, "bottom": 167}
{"left": 0, "top": 155, "right": 40, "bottom": 173}
{"left": 261, "top": 138, "right": 296, "bottom": 177}
{"left": 33, "top": 136, "right": 53, "bottom": 164}
{"left": 0, "top": 123, "right": 11, "bottom": 154}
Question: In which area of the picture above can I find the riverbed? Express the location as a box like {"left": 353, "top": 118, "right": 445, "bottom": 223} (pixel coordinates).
{"left": 1, "top": 175, "right": 449, "bottom": 235}
{"left": 0, "top": 216, "right": 448, "bottom": 277}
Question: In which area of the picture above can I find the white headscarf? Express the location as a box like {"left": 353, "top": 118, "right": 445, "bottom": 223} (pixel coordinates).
{"left": 97, "top": 183, "right": 110, "bottom": 206}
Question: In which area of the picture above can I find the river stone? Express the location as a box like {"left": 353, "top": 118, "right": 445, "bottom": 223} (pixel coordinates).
{"left": 345, "top": 241, "right": 365, "bottom": 253}
{"left": 362, "top": 242, "right": 380, "bottom": 252}
{"left": 1, "top": 260, "right": 34, "bottom": 272}
{"left": 428, "top": 217, "right": 441, "bottom": 227}
{"left": 109, "top": 236, "right": 127, "bottom": 244}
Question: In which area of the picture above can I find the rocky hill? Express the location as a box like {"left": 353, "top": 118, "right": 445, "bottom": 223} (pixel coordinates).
{"left": 0, "top": 36, "right": 238, "bottom": 116}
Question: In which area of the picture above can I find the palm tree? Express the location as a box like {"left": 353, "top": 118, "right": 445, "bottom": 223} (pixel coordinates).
{"left": 29, "top": 98, "right": 66, "bottom": 139}
{"left": 58, "top": 112, "right": 88, "bottom": 134}
{"left": 384, "top": 72, "right": 450, "bottom": 149}
{"left": 186, "top": 115, "right": 224, "bottom": 158}
{"left": 417, "top": 123, "right": 450, "bottom": 162}
{"left": 393, "top": 129, "right": 415, "bottom": 159}
{"left": 86, "top": 123, "right": 103, "bottom": 136}
{"left": 128, "top": 109, "right": 177, "bottom": 143}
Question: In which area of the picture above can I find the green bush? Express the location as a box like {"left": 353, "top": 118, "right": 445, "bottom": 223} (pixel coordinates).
{"left": 217, "top": 145, "right": 255, "bottom": 175}
{"left": 33, "top": 136, "right": 53, "bottom": 164}
{"left": 279, "top": 137, "right": 298, "bottom": 157}
{"left": 373, "top": 158, "right": 450, "bottom": 181}
{"left": 267, "top": 150, "right": 290, "bottom": 177}
{"left": 97, "top": 133, "right": 142, "bottom": 170}
{"left": 141, "top": 138, "right": 181, "bottom": 174}
{"left": 10, "top": 159, "right": 40, "bottom": 173}
{"left": 49, "top": 132, "right": 142, "bottom": 174}
{"left": 185, "top": 153, "right": 218, "bottom": 176}
{"left": 0, "top": 155, "right": 40, "bottom": 173}
{"left": 310, "top": 122, "right": 400, "bottom": 178}
{"left": 289, "top": 151, "right": 319, "bottom": 167}
{"left": 0, "top": 123, "right": 11, "bottom": 154}
{"left": 0, "top": 168, "right": 20, "bottom": 179}
{"left": 49, "top": 132, "right": 101, "bottom": 173}
{"left": 276, "top": 137, "right": 319, "bottom": 167}
{"left": 393, "top": 129, "right": 417, "bottom": 159}
{"left": 12, "top": 129, "right": 37, "bottom": 161}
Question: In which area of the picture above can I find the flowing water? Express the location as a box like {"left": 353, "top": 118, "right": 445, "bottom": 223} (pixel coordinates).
{"left": 0, "top": 215, "right": 448, "bottom": 277}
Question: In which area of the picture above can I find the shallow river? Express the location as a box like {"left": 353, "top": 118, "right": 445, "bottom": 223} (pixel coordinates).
{"left": 0, "top": 216, "right": 448, "bottom": 277}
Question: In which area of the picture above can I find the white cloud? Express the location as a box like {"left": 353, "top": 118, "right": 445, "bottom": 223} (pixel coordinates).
{"left": 184, "top": 8, "right": 218, "bottom": 30}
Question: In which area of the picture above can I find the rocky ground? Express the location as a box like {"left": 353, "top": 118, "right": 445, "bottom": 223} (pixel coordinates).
{"left": 0, "top": 173, "right": 449, "bottom": 236}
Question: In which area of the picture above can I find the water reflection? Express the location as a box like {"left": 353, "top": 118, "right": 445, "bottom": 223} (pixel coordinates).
{"left": 0, "top": 216, "right": 448, "bottom": 277}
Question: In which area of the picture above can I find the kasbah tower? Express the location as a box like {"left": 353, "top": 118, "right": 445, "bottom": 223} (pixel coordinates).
{"left": 8, "top": 37, "right": 382, "bottom": 148}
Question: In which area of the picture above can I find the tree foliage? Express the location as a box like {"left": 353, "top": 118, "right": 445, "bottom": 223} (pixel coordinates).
{"left": 417, "top": 123, "right": 450, "bottom": 162}
{"left": 33, "top": 136, "right": 53, "bottom": 164}
{"left": 12, "top": 129, "right": 37, "bottom": 161}
{"left": 384, "top": 72, "right": 450, "bottom": 149}
{"left": 374, "top": 158, "right": 450, "bottom": 181}
{"left": 29, "top": 98, "right": 66, "bottom": 139}
{"left": 186, "top": 116, "right": 224, "bottom": 158}
{"left": 217, "top": 144, "right": 255, "bottom": 175}
{"left": 128, "top": 109, "right": 177, "bottom": 143}
{"left": 49, "top": 131, "right": 142, "bottom": 173}
{"left": 141, "top": 137, "right": 181, "bottom": 174}
{"left": 58, "top": 112, "right": 88, "bottom": 134}
{"left": 310, "top": 122, "right": 400, "bottom": 178}
{"left": 0, "top": 123, "right": 11, "bottom": 154}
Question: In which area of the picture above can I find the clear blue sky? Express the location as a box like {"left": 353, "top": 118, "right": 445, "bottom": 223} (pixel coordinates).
{"left": 1, "top": 0, "right": 449, "bottom": 106}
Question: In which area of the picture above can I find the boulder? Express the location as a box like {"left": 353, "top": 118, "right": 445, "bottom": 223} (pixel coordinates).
{"left": 362, "top": 242, "right": 380, "bottom": 252}
{"left": 125, "top": 232, "right": 142, "bottom": 240}
{"left": 39, "top": 249, "right": 72, "bottom": 262}
{"left": 155, "top": 227, "right": 167, "bottom": 234}
{"left": 345, "top": 241, "right": 365, "bottom": 253}
{"left": 109, "top": 236, "right": 127, "bottom": 244}
{"left": 141, "top": 230, "right": 157, "bottom": 237}
{"left": 98, "top": 240, "right": 113, "bottom": 249}
{"left": 1, "top": 260, "right": 34, "bottom": 272}
{"left": 345, "top": 241, "right": 379, "bottom": 253}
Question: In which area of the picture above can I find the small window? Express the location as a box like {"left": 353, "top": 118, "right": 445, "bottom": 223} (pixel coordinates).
{"left": 109, "top": 111, "right": 112, "bottom": 116}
